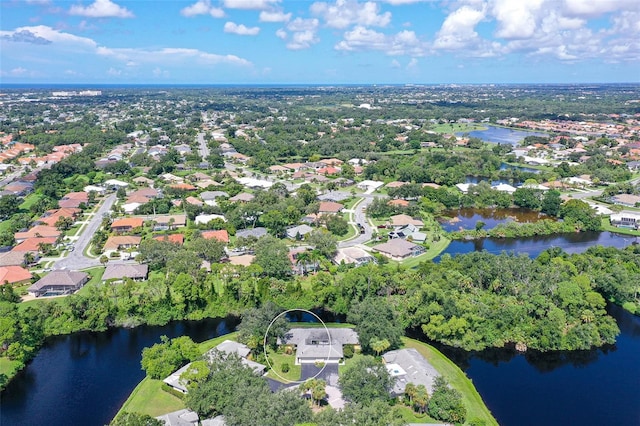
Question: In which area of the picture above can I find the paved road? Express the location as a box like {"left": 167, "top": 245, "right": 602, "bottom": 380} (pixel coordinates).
{"left": 339, "top": 196, "right": 375, "bottom": 248}
{"left": 196, "top": 131, "right": 210, "bottom": 159}
{"left": 53, "top": 193, "right": 117, "bottom": 270}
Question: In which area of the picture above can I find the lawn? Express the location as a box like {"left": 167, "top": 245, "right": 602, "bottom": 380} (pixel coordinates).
{"left": 601, "top": 217, "right": 640, "bottom": 236}
{"left": 396, "top": 236, "right": 451, "bottom": 268}
{"left": 401, "top": 337, "right": 498, "bottom": 426}
{"left": 265, "top": 349, "right": 301, "bottom": 382}
{"left": 19, "top": 193, "right": 42, "bottom": 211}
{"left": 0, "top": 357, "right": 23, "bottom": 387}
{"left": 116, "top": 377, "right": 185, "bottom": 418}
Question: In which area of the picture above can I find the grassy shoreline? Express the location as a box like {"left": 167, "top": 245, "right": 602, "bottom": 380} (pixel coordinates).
{"left": 114, "top": 330, "right": 497, "bottom": 425}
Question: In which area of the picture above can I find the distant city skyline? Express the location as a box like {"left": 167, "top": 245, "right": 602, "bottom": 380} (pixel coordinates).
{"left": 1, "top": 0, "right": 639, "bottom": 85}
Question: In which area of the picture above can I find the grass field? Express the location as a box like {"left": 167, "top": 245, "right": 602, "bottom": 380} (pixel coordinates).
{"left": 265, "top": 350, "right": 301, "bottom": 382}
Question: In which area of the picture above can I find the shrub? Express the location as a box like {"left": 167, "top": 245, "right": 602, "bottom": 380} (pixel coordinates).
{"left": 281, "top": 363, "right": 290, "bottom": 373}
{"left": 343, "top": 344, "right": 354, "bottom": 358}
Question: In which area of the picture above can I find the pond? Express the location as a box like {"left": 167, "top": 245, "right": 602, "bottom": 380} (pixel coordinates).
{"left": 457, "top": 125, "right": 548, "bottom": 145}
{"left": 436, "top": 231, "right": 637, "bottom": 260}
{"left": 439, "top": 207, "right": 554, "bottom": 232}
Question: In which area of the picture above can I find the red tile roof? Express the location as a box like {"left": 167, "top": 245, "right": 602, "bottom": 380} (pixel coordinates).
{"left": 153, "top": 234, "right": 185, "bottom": 245}
{"left": 0, "top": 266, "right": 32, "bottom": 284}
{"left": 201, "top": 230, "right": 229, "bottom": 243}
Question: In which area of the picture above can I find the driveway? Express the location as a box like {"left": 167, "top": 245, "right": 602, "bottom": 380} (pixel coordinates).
{"left": 53, "top": 193, "right": 117, "bottom": 270}
{"left": 196, "top": 131, "right": 210, "bottom": 159}
{"left": 300, "top": 363, "right": 339, "bottom": 386}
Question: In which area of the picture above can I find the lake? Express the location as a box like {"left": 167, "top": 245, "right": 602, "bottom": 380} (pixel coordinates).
{"left": 458, "top": 125, "right": 548, "bottom": 145}
{"left": 437, "top": 231, "right": 637, "bottom": 260}
{"left": 439, "top": 208, "right": 553, "bottom": 232}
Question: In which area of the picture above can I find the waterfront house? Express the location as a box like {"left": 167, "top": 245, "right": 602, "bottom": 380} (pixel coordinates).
{"left": 372, "top": 239, "right": 425, "bottom": 261}
{"left": 28, "top": 270, "right": 89, "bottom": 297}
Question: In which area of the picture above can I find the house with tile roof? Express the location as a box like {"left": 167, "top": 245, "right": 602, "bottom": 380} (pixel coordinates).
{"left": 28, "top": 270, "right": 89, "bottom": 297}
{"left": 111, "top": 217, "right": 144, "bottom": 233}
{"left": 0, "top": 265, "right": 32, "bottom": 285}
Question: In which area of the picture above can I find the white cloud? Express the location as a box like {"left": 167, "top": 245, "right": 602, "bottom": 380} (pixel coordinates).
{"left": 222, "top": 0, "right": 279, "bottom": 10}
{"left": 1, "top": 25, "right": 97, "bottom": 50}
{"left": 433, "top": 5, "right": 486, "bottom": 50}
{"left": 180, "top": 0, "right": 225, "bottom": 18}
{"left": 69, "top": 0, "right": 134, "bottom": 18}
{"left": 97, "top": 46, "right": 252, "bottom": 67}
{"left": 383, "top": 0, "right": 431, "bottom": 4}
{"left": 562, "top": 0, "right": 636, "bottom": 18}
{"left": 335, "top": 26, "right": 424, "bottom": 55}
{"left": 281, "top": 18, "right": 320, "bottom": 50}
{"left": 311, "top": 0, "right": 392, "bottom": 29}
{"left": 390, "top": 59, "right": 401, "bottom": 68}
{"left": 259, "top": 10, "right": 291, "bottom": 22}
{"left": 491, "top": 0, "right": 544, "bottom": 39}
{"left": 107, "top": 67, "right": 122, "bottom": 76}
{"left": 224, "top": 21, "right": 261, "bottom": 35}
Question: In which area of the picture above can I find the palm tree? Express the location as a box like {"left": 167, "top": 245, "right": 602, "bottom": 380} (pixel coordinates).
{"left": 405, "top": 382, "right": 417, "bottom": 405}
{"left": 311, "top": 380, "right": 327, "bottom": 407}
{"left": 370, "top": 338, "right": 390, "bottom": 357}
{"left": 22, "top": 252, "right": 35, "bottom": 267}
{"left": 413, "top": 384, "right": 429, "bottom": 414}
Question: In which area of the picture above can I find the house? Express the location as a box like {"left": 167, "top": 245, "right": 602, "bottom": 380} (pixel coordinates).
{"left": 388, "top": 199, "right": 410, "bottom": 208}
{"left": 28, "top": 270, "right": 89, "bottom": 297}
{"left": 237, "top": 177, "right": 272, "bottom": 189}
{"left": 84, "top": 185, "right": 106, "bottom": 195}
{"left": 185, "top": 196, "right": 203, "bottom": 206}
{"left": 388, "top": 224, "right": 427, "bottom": 242}
{"left": 163, "top": 340, "right": 264, "bottom": 394}
{"left": 386, "top": 181, "right": 408, "bottom": 189}
{"left": 318, "top": 191, "right": 351, "bottom": 202}
{"left": 169, "top": 183, "right": 197, "bottom": 191}
{"left": 201, "top": 230, "right": 229, "bottom": 243}
{"left": 103, "top": 235, "right": 142, "bottom": 255}
{"left": 610, "top": 211, "right": 640, "bottom": 229}
{"left": 59, "top": 191, "right": 88, "bottom": 209}
{"left": 318, "top": 201, "right": 344, "bottom": 214}
{"left": 286, "top": 224, "right": 313, "bottom": 239}
{"left": 388, "top": 214, "right": 424, "bottom": 228}
{"left": 269, "top": 165, "right": 290, "bottom": 173}
{"left": 200, "top": 191, "right": 229, "bottom": 206}
{"left": 0, "top": 251, "right": 31, "bottom": 267}
{"left": 14, "top": 226, "right": 61, "bottom": 243}
{"left": 383, "top": 348, "right": 440, "bottom": 396}
{"left": 126, "top": 188, "right": 159, "bottom": 204}
{"left": 372, "top": 239, "right": 425, "bottom": 261}
{"left": 111, "top": 217, "right": 144, "bottom": 233}
{"left": 0, "top": 265, "right": 32, "bottom": 285}
{"left": 36, "top": 208, "right": 80, "bottom": 227}
{"left": 104, "top": 179, "right": 129, "bottom": 189}
{"left": 492, "top": 183, "right": 517, "bottom": 194}
{"left": 333, "top": 247, "right": 375, "bottom": 266}
{"left": 12, "top": 237, "right": 58, "bottom": 254}
{"left": 153, "top": 234, "right": 185, "bottom": 245}
{"left": 133, "top": 176, "right": 154, "bottom": 187}
{"left": 357, "top": 180, "right": 384, "bottom": 193}
{"left": 281, "top": 328, "right": 359, "bottom": 365}
{"left": 102, "top": 264, "right": 149, "bottom": 282}
{"left": 195, "top": 214, "right": 227, "bottom": 225}
{"left": 229, "top": 192, "right": 255, "bottom": 203}
{"left": 160, "top": 173, "right": 183, "bottom": 183}
{"left": 612, "top": 194, "right": 640, "bottom": 207}
{"left": 235, "top": 227, "right": 268, "bottom": 240}
{"left": 152, "top": 214, "right": 187, "bottom": 231}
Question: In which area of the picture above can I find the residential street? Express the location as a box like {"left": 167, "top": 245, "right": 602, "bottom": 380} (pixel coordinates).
{"left": 53, "top": 193, "right": 117, "bottom": 270}
{"left": 196, "top": 131, "right": 210, "bottom": 159}
{"left": 339, "top": 196, "right": 375, "bottom": 248}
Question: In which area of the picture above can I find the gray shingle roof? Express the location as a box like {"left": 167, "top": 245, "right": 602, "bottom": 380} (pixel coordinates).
{"left": 102, "top": 264, "right": 148, "bottom": 281}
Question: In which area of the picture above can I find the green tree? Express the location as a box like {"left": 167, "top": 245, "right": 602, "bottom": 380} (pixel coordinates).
{"left": 140, "top": 335, "right": 199, "bottom": 379}
{"left": 427, "top": 376, "right": 467, "bottom": 424}
{"left": 348, "top": 297, "right": 403, "bottom": 354}
{"left": 541, "top": 189, "right": 562, "bottom": 216}
{"left": 339, "top": 355, "right": 394, "bottom": 404}
{"left": 370, "top": 338, "right": 390, "bottom": 357}
{"left": 325, "top": 214, "right": 350, "bottom": 236}
{"left": 253, "top": 235, "right": 291, "bottom": 279}
{"left": 237, "top": 301, "right": 288, "bottom": 351}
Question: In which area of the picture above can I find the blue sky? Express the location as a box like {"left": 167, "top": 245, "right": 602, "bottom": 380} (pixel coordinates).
{"left": 1, "top": 0, "right": 639, "bottom": 84}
